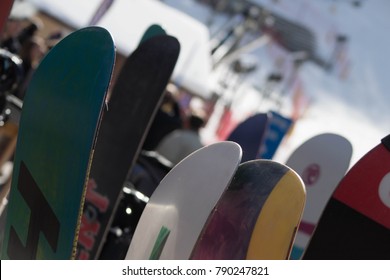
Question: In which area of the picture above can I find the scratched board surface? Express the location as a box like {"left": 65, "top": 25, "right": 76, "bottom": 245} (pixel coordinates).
{"left": 1, "top": 27, "right": 115, "bottom": 259}
{"left": 191, "top": 160, "right": 305, "bottom": 259}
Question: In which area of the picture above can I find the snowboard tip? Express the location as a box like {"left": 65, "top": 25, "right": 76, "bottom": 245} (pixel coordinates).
{"left": 381, "top": 134, "right": 390, "bottom": 152}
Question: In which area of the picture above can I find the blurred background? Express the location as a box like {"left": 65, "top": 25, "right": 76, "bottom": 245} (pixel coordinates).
{"left": 2, "top": 0, "right": 389, "bottom": 166}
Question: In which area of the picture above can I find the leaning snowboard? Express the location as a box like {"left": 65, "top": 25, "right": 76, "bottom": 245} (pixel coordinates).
{"left": 286, "top": 133, "right": 352, "bottom": 259}
{"left": 191, "top": 160, "right": 306, "bottom": 260}
{"left": 139, "top": 24, "right": 166, "bottom": 45}
{"left": 126, "top": 142, "right": 242, "bottom": 259}
{"left": 76, "top": 35, "right": 180, "bottom": 260}
{"left": 1, "top": 27, "right": 115, "bottom": 259}
{"left": 303, "top": 135, "right": 390, "bottom": 259}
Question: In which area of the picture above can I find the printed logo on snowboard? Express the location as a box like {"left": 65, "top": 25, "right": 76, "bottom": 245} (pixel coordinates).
{"left": 77, "top": 178, "right": 109, "bottom": 259}
{"left": 302, "top": 164, "right": 320, "bottom": 186}
{"left": 258, "top": 112, "right": 292, "bottom": 159}
{"left": 7, "top": 161, "right": 60, "bottom": 259}
{"left": 379, "top": 172, "right": 390, "bottom": 208}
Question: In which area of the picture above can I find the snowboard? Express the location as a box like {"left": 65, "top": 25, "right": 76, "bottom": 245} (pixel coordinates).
{"left": 139, "top": 24, "right": 166, "bottom": 45}
{"left": 286, "top": 133, "right": 352, "bottom": 259}
{"left": 191, "top": 160, "right": 305, "bottom": 260}
{"left": 303, "top": 134, "right": 390, "bottom": 259}
{"left": 1, "top": 27, "right": 115, "bottom": 260}
{"left": 0, "top": 0, "right": 14, "bottom": 36}
{"left": 227, "top": 113, "right": 269, "bottom": 162}
{"left": 258, "top": 111, "right": 293, "bottom": 159}
{"left": 76, "top": 35, "right": 180, "bottom": 260}
{"left": 126, "top": 141, "right": 242, "bottom": 260}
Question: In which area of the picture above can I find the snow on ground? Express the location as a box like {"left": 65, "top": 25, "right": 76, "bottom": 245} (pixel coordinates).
{"left": 163, "top": 0, "right": 390, "bottom": 167}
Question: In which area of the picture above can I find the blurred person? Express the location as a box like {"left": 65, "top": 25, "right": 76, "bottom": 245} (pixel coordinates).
{"left": 142, "top": 83, "right": 184, "bottom": 151}
{"left": 16, "top": 35, "right": 47, "bottom": 99}
{"left": 1, "top": 18, "right": 41, "bottom": 54}
{"left": 1, "top": 18, "right": 25, "bottom": 53}
{"left": 155, "top": 112, "right": 205, "bottom": 165}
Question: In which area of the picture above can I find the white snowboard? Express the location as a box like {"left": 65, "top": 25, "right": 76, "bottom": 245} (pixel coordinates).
{"left": 126, "top": 141, "right": 242, "bottom": 259}
{"left": 286, "top": 133, "right": 352, "bottom": 259}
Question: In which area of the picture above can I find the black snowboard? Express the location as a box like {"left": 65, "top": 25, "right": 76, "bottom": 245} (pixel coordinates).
{"left": 76, "top": 35, "right": 180, "bottom": 259}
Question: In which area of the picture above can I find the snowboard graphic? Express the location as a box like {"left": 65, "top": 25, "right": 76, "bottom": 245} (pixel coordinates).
{"left": 1, "top": 27, "right": 115, "bottom": 260}
{"left": 76, "top": 35, "right": 180, "bottom": 260}
{"left": 303, "top": 135, "right": 390, "bottom": 259}
{"left": 191, "top": 160, "right": 305, "bottom": 259}
{"left": 258, "top": 111, "right": 293, "bottom": 160}
{"left": 126, "top": 142, "right": 242, "bottom": 259}
{"left": 287, "top": 133, "right": 352, "bottom": 259}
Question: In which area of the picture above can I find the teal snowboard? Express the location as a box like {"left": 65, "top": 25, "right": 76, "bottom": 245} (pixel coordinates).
{"left": 1, "top": 27, "right": 115, "bottom": 259}
{"left": 139, "top": 24, "right": 166, "bottom": 45}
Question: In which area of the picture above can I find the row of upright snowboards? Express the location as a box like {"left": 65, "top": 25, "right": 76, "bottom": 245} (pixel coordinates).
{"left": 0, "top": 19, "right": 181, "bottom": 259}
{"left": 124, "top": 127, "right": 390, "bottom": 260}
{"left": 0, "top": 6, "right": 389, "bottom": 260}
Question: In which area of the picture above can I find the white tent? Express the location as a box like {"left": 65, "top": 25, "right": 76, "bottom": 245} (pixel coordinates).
{"left": 27, "top": 0, "right": 212, "bottom": 99}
